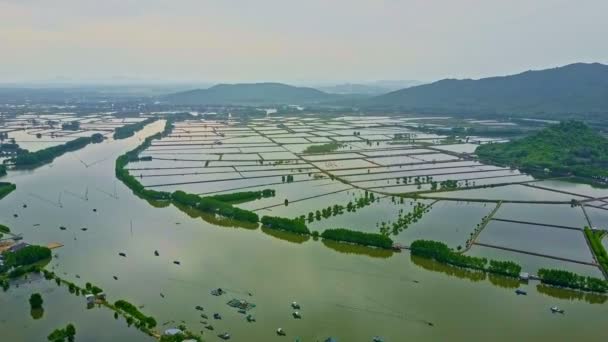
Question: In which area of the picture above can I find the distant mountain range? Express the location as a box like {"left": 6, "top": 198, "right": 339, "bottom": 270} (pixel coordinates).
{"left": 163, "top": 82, "right": 338, "bottom": 105}
{"left": 317, "top": 80, "right": 422, "bottom": 95}
{"left": 363, "top": 63, "right": 608, "bottom": 118}
{"left": 163, "top": 63, "right": 608, "bottom": 119}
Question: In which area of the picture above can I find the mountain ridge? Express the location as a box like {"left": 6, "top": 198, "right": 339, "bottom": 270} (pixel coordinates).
{"left": 163, "top": 82, "right": 337, "bottom": 105}
{"left": 364, "top": 63, "right": 608, "bottom": 118}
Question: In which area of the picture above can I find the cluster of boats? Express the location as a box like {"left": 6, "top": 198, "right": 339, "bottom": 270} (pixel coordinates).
{"left": 515, "top": 289, "right": 565, "bottom": 314}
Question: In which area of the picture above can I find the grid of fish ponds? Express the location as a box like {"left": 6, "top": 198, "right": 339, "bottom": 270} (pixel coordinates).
{"left": 128, "top": 116, "right": 608, "bottom": 279}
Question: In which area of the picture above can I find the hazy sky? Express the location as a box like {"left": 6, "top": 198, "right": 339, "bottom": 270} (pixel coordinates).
{"left": 1, "top": 0, "right": 607, "bottom": 84}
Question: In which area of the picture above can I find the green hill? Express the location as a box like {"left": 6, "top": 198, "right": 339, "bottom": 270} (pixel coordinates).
{"left": 163, "top": 82, "right": 337, "bottom": 105}
{"left": 475, "top": 121, "right": 608, "bottom": 179}
{"left": 364, "top": 63, "right": 608, "bottom": 119}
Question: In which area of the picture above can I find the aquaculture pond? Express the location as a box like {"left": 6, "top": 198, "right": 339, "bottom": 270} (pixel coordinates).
{"left": 2, "top": 117, "right": 608, "bottom": 341}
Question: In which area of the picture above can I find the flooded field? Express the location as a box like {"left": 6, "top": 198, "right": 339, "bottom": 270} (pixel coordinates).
{"left": 2, "top": 116, "right": 608, "bottom": 341}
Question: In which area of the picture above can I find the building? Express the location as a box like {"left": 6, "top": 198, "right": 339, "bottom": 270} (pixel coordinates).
{"left": 85, "top": 294, "right": 95, "bottom": 304}
{"left": 163, "top": 328, "right": 183, "bottom": 336}
{"left": 8, "top": 242, "right": 29, "bottom": 253}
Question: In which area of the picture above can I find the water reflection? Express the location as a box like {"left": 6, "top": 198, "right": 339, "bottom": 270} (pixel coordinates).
{"left": 173, "top": 202, "right": 258, "bottom": 229}
{"left": 536, "top": 284, "right": 608, "bottom": 305}
{"left": 488, "top": 274, "right": 520, "bottom": 289}
{"left": 261, "top": 227, "right": 310, "bottom": 244}
{"left": 322, "top": 240, "right": 394, "bottom": 259}
{"left": 30, "top": 308, "right": 44, "bottom": 320}
{"left": 411, "top": 255, "right": 486, "bottom": 282}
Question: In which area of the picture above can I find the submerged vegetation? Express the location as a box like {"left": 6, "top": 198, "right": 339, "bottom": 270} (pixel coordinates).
{"left": 476, "top": 121, "right": 608, "bottom": 180}
{"left": 8, "top": 134, "right": 103, "bottom": 168}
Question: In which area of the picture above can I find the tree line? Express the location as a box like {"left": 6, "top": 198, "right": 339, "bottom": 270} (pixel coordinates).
{"left": 114, "top": 300, "right": 157, "bottom": 328}
{"left": 321, "top": 228, "right": 393, "bottom": 249}
{"left": 538, "top": 268, "right": 607, "bottom": 293}
{"left": 584, "top": 227, "right": 608, "bottom": 274}
{"left": 113, "top": 117, "right": 157, "bottom": 139}
{"left": 9, "top": 133, "right": 104, "bottom": 167}
{"left": 261, "top": 216, "right": 310, "bottom": 235}
{"left": 410, "top": 240, "right": 521, "bottom": 276}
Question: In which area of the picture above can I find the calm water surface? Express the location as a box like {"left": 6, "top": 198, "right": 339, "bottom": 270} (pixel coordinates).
{"left": 1, "top": 122, "right": 608, "bottom": 341}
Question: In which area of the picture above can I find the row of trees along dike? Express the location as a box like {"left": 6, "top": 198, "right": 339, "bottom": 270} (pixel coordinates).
{"left": 0, "top": 182, "right": 16, "bottom": 199}
{"left": 40, "top": 268, "right": 167, "bottom": 338}
{"left": 116, "top": 117, "right": 398, "bottom": 251}
{"left": 584, "top": 227, "right": 608, "bottom": 274}
{"left": 113, "top": 117, "right": 157, "bottom": 140}
{"left": 113, "top": 300, "right": 157, "bottom": 328}
{"left": 537, "top": 268, "right": 608, "bottom": 293}
{"left": 8, "top": 133, "right": 104, "bottom": 168}
{"left": 321, "top": 228, "right": 393, "bottom": 249}
{"left": 410, "top": 240, "right": 521, "bottom": 277}
{"left": 208, "top": 189, "right": 275, "bottom": 203}
{"left": 47, "top": 323, "right": 76, "bottom": 342}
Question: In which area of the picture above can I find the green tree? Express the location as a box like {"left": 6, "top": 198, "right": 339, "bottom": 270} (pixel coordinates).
{"left": 29, "top": 293, "right": 43, "bottom": 309}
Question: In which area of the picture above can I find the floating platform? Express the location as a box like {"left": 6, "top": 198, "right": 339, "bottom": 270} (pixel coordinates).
{"left": 47, "top": 242, "right": 64, "bottom": 249}
{"left": 227, "top": 298, "right": 256, "bottom": 311}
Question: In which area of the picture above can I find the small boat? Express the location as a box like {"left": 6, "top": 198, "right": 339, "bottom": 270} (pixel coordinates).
{"left": 154, "top": 250, "right": 159, "bottom": 256}
{"left": 81, "top": 227, "right": 88, "bottom": 231}
{"left": 218, "top": 333, "right": 231, "bottom": 340}
{"left": 291, "top": 302, "right": 301, "bottom": 310}
{"left": 195, "top": 305, "right": 204, "bottom": 311}
{"left": 246, "top": 314, "right": 256, "bottom": 322}
{"left": 93, "top": 208, "right": 97, "bottom": 212}
{"left": 33, "top": 224, "right": 40, "bottom": 227}
{"left": 22, "top": 204, "right": 27, "bottom": 208}
{"left": 205, "top": 325, "right": 214, "bottom": 331}
{"left": 238, "top": 309, "right": 247, "bottom": 314}
{"left": 113, "top": 276, "right": 118, "bottom": 280}
{"left": 119, "top": 252, "right": 126, "bottom": 257}
{"left": 160, "top": 293, "right": 165, "bottom": 298}
{"left": 59, "top": 226, "right": 67, "bottom": 230}
{"left": 211, "top": 288, "right": 225, "bottom": 296}
{"left": 75, "top": 275, "right": 80, "bottom": 279}
{"left": 173, "top": 260, "right": 181, "bottom": 265}
{"left": 276, "top": 328, "right": 286, "bottom": 336}
{"left": 201, "top": 313, "right": 208, "bottom": 319}
{"left": 13, "top": 214, "right": 18, "bottom": 217}
{"left": 213, "top": 313, "right": 222, "bottom": 320}
{"left": 292, "top": 311, "right": 302, "bottom": 319}
{"left": 551, "top": 306, "right": 565, "bottom": 314}
{"left": 373, "top": 337, "right": 385, "bottom": 342}
{"left": 515, "top": 289, "right": 527, "bottom": 295}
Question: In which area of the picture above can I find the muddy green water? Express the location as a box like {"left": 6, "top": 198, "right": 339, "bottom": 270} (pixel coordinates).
{"left": 1, "top": 122, "right": 608, "bottom": 341}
